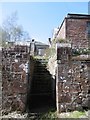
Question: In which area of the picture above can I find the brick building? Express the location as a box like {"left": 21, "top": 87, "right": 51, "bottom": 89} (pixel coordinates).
{"left": 54, "top": 13, "right": 90, "bottom": 48}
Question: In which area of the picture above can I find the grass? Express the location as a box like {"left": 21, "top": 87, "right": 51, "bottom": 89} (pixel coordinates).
{"left": 59, "top": 111, "right": 86, "bottom": 118}
{"left": 70, "top": 111, "right": 86, "bottom": 118}
{"left": 39, "top": 109, "right": 57, "bottom": 120}
{"left": 34, "top": 55, "right": 49, "bottom": 60}
{"left": 1, "top": 110, "right": 89, "bottom": 119}
{"left": 39, "top": 110, "right": 88, "bottom": 119}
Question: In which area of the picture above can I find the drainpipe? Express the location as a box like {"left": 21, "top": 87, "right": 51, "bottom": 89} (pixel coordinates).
{"left": 25, "top": 58, "right": 30, "bottom": 112}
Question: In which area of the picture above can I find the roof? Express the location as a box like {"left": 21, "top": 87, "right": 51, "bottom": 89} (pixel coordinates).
{"left": 67, "top": 13, "right": 90, "bottom": 19}
{"left": 35, "top": 41, "right": 49, "bottom": 46}
{"left": 15, "top": 41, "right": 31, "bottom": 46}
{"left": 15, "top": 40, "right": 49, "bottom": 47}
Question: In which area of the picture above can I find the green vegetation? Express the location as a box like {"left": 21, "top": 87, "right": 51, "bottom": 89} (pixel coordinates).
{"left": 2, "top": 110, "right": 88, "bottom": 119}
{"left": 39, "top": 110, "right": 87, "bottom": 119}
{"left": 52, "top": 38, "right": 90, "bottom": 56}
{"left": 44, "top": 38, "right": 72, "bottom": 59}
{"left": 34, "top": 55, "right": 48, "bottom": 60}
{"left": 52, "top": 38, "right": 71, "bottom": 44}
{"left": 39, "top": 109, "right": 57, "bottom": 120}
{"left": 44, "top": 47, "right": 56, "bottom": 59}
{"left": 68, "top": 111, "right": 86, "bottom": 118}
{"left": 72, "top": 48, "right": 90, "bottom": 56}
{"left": 59, "top": 111, "right": 86, "bottom": 118}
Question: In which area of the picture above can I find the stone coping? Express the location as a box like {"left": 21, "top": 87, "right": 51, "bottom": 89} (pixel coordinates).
{"left": 56, "top": 43, "right": 71, "bottom": 48}
{"left": 72, "top": 55, "right": 90, "bottom": 61}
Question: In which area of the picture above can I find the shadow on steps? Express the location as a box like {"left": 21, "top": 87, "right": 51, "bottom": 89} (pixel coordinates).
{"left": 27, "top": 59, "right": 56, "bottom": 114}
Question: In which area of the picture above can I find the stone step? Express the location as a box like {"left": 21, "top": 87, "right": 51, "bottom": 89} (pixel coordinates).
{"left": 34, "top": 68, "right": 49, "bottom": 71}
{"left": 31, "top": 87, "right": 52, "bottom": 91}
{"left": 33, "top": 79, "right": 52, "bottom": 82}
{"left": 32, "top": 78, "right": 51, "bottom": 81}
{"left": 32, "top": 81, "right": 51, "bottom": 85}
{"left": 31, "top": 58, "right": 52, "bottom": 98}
{"left": 32, "top": 77, "right": 52, "bottom": 81}
{"left": 35, "top": 61, "right": 48, "bottom": 64}
{"left": 32, "top": 80, "right": 51, "bottom": 85}
{"left": 34, "top": 69, "right": 49, "bottom": 72}
{"left": 35, "top": 59, "right": 48, "bottom": 63}
{"left": 28, "top": 113, "right": 42, "bottom": 119}
{"left": 33, "top": 74, "right": 51, "bottom": 78}
{"left": 29, "top": 94, "right": 53, "bottom": 109}
{"left": 31, "top": 92, "right": 52, "bottom": 96}
{"left": 31, "top": 82, "right": 51, "bottom": 87}
{"left": 32, "top": 82, "right": 51, "bottom": 87}
{"left": 32, "top": 85, "right": 51, "bottom": 89}
{"left": 31, "top": 90, "right": 52, "bottom": 95}
{"left": 34, "top": 65, "right": 46, "bottom": 68}
{"left": 33, "top": 73, "right": 50, "bottom": 76}
{"left": 31, "top": 82, "right": 51, "bottom": 86}
{"left": 35, "top": 60, "right": 47, "bottom": 64}
{"left": 31, "top": 90, "right": 52, "bottom": 94}
{"left": 33, "top": 72, "right": 51, "bottom": 76}
{"left": 35, "top": 63, "right": 47, "bottom": 66}
{"left": 33, "top": 72, "right": 50, "bottom": 76}
{"left": 32, "top": 79, "right": 52, "bottom": 83}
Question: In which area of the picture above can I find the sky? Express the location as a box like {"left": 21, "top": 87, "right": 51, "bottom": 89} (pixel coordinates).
{"left": 1, "top": 2, "right": 89, "bottom": 43}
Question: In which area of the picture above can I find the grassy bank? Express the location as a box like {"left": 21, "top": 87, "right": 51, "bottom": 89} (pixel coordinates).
{"left": 39, "top": 110, "right": 89, "bottom": 119}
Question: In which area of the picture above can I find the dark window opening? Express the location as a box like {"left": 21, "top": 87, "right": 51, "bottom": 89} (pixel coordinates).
{"left": 87, "top": 22, "right": 90, "bottom": 39}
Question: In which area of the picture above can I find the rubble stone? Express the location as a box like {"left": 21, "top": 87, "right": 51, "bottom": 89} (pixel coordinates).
{"left": 56, "top": 43, "right": 90, "bottom": 113}
{"left": 2, "top": 45, "right": 30, "bottom": 114}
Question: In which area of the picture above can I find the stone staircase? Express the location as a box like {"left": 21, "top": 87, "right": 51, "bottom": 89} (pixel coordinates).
{"left": 29, "top": 58, "right": 54, "bottom": 109}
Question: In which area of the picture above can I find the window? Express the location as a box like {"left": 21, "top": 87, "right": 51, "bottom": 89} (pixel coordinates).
{"left": 87, "top": 22, "right": 90, "bottom": 39}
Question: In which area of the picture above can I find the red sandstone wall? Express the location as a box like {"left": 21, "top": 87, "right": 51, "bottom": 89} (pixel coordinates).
{"left": 57, "top": 18, "right": 90, "bottom": 48}
{"left": 56, "top": 45, "right": 90, "bottom": 113}
{"left": 66, "top": 18, "right": 89, "bottom": 48}
{"left": 2, "top": 46, "right": 29, "bottom": 114}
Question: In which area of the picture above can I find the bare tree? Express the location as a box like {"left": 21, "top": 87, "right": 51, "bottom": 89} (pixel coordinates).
{"left": 0, "top": 11, "right": 30, "bottom": 47}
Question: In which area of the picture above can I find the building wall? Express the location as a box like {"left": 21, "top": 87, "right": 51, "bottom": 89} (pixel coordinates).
{"left": 52, "top": 28, "right": 59, "bottom": 39}
{"left": 66, "top": 18, "right": 89, "bottom": 48}
{"left": 57, "top": 18, "right": 90, "bottom": 48}
{"left": 35, "top": 45, "right": 49, "bottom": 56}
{"left": 57, "top": 19, "right": 66, "bottom": 40}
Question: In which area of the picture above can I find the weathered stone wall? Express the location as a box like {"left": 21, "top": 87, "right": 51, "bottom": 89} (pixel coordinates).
{"left": 2, "top": 46, "right": 30, "bottom": 114}
{"left": 2, "top": 43, "right": 90, "bottom": 115}
{"left": 56, "top": 43, "right": 90, "bottom": 113}
{"left": 47, "top": 55, "right": 57, "bottom": 79}
{"left": 0, "top": 50, "right": 2, "bottom": 116}
{"left": 26, "top": 56, "right": 35, "bottom": 109}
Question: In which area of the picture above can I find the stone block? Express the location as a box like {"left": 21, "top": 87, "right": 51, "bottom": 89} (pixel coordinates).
{"left": 58, "top": 93, "right": 71, "bottom": 103}
{"left": 12, "top": 81, "right": 27, "bottom": 94}
{"left": 58, "top": 103, "right": 66, "bottom": 112}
